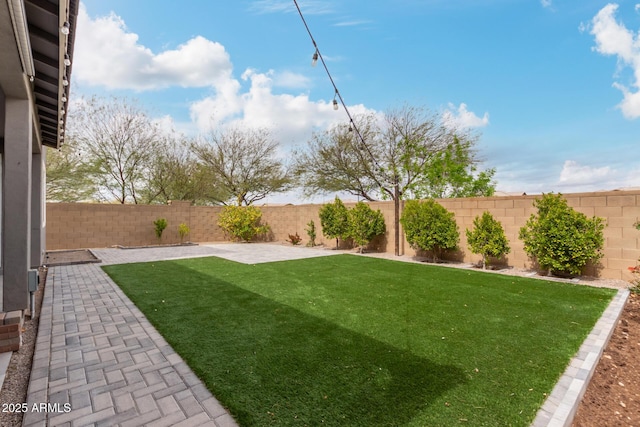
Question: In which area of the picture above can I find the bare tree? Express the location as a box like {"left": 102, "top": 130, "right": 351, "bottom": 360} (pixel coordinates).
{"left": 69, "top": 96, "right": 160, "bottom": 204}
{"left": 192, "top": 126, "right": 293, "bottom": 206}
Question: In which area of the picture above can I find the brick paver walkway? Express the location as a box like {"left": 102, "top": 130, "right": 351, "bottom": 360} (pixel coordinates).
{"left": 23, "top": 253, "right": 239, "bottom": 427}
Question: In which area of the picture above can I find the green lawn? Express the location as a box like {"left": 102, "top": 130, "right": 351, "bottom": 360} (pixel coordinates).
{"left": 103, "top": 255, "right": 615, "bottom": 426}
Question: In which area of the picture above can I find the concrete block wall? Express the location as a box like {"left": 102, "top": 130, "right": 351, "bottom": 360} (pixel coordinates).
{"left": 47, "top": 201, "right": 195, "bottom": 248}
{"left": 46, "top": 190, "right": 640, "bottom": 281}
{"left": 431, "top": 191, "right": 640, "bottom": 280}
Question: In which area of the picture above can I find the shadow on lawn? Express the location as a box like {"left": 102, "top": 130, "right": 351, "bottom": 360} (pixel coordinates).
{"left": 107, "top": 260, "right": 467, "bottom": 427}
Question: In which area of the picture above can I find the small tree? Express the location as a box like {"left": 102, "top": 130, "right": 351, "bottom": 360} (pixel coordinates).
{"left": 217, "top": 206, "right": 270, "bottom": 242}
{"left": 306, "top": 220, "right": 317, "bottom": 247}
{"left": 400, "top": 199, "right": 459, "bottom": 262}
{"left": 466, "top": 212, "right": 510, "bottom": 269}
{"left": 154, "top": 218, "right": 168, "bottom": 241}
{"left": 519, "top": 193, "right": 605, "bottom": 276}
{"left": 347, "top": 202, "right": 386, "bottom": 253}
{"left": 318, "top": 197, "right": 350, "bottom": 249}
{"left": 417, "top": 136, "right": 496, "bottom": 199}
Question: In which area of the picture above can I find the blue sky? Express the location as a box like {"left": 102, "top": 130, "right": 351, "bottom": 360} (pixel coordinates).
{"left": 71, "top": 0, "right": 640, "bottom": 199}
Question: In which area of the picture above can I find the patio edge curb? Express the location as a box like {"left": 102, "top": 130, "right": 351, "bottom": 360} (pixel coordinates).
{"left": 531, "top": 288, "right": 630, "bottom": 427}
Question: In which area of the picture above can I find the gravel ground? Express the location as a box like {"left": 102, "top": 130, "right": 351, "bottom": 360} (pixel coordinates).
{"left": 0, "top": 267, "right": 45, "bottom": 427}
{"left": 348, "top": 247, "right": 630, "bottom": 290}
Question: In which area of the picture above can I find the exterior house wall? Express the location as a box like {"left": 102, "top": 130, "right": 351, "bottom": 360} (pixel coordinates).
{"left": 46, "top": 190, "right": 640, "bottom": 281}
{"left": 3, "top": 99, "right": 33, "bottom": 312}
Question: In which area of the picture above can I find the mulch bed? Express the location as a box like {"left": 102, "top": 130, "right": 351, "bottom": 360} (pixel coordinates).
{"left": 44, "top": 249, "right": 100, "bottom": 266}
{"left": 573, "top": 292, "right": 640, "bottom": 426}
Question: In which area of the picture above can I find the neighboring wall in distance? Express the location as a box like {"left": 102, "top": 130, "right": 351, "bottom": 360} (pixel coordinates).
{"left": 46, "top": 190, "right": 640, "bottom": 281}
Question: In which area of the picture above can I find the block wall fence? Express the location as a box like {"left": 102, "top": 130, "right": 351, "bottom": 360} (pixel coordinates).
{"left": 46, "top": 189, "right": 640, "bottom": 281}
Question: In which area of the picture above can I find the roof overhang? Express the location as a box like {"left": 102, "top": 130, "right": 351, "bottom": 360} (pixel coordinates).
{"left": 1, "top": 0, "right": 78, "bottom": 150}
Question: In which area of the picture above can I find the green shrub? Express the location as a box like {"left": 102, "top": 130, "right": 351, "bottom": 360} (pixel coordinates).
{"left": 466, "top": 211, "right": 510, "bottom": 269}
{"left": 318, "top": 197, "right": 349, "bottom": 249}
{"left": 154, "top": 218, "right": 168, "bottom": 240}
{"left": 519, "top": 193, "right": 605, "bottom": 276}
{"left": 178, "top": 223, "right": 190, "bottom": 243}
{"left": 400, "top": 199, "right": 459, "bottom": 262}
{"left": 217, "top": 205, "right": 270, "bottom": 242}
{"left": 305, "top": 220, "right": 317, "bottom": 247}
{"left": 347, "top": 202, "right": 386, "bottom": 253}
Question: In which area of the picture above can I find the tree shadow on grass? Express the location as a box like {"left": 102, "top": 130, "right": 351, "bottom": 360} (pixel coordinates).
{"left": 107, "top": 261, "right": 467, "bottom": 427}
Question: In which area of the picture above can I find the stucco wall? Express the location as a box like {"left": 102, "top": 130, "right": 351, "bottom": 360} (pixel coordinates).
{"left": 46, "top": 190, "right": 640, "bottom": 281}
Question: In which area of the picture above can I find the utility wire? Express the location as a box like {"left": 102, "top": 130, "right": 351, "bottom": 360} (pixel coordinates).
{"left": 292, "top": 0, "right": 382, "bottom": 172}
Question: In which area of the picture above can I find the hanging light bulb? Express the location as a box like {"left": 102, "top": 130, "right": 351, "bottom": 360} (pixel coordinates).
{"left": 312, "top": 50, "right": 318, "bottom": 67}
{"left": 61, "top": 95, "right": 67, "bottom": 103}
{"left": 64, "top": 54, "right": 71, "bottom": 67}
{"left": 332, "top": 99, "right": 338, "bottom": 110}
{"left": 62, "top": 76, "right": 69, "bottom": 86}
{"left": 60, "top": 21, "right": 70, "bottom": 35}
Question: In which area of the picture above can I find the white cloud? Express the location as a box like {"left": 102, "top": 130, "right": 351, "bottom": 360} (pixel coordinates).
{"left": 73, "top": 4, "right": 376, "bottom": 151}
{"left": 541, "top": 0, "right": 552, "bottom": 9}
{"left": 190, "top": 68, "right": 375, "bottom": 148}
{"left": 612, "top": 82, "right": 640, "bottom": 118}
{"left": 333, "top": 20, "right": 373, "bottom": 27}
{"left": 74, "top": 4, "right": 233, "bottom": 90}
{"left": 271, "top": 70, "right": 311, "bottom": 89}
{"left": 590, "top": 3, "right": 640, "bottom": 119}
{"left": 578, "top": 21, "right": 588, "bottom": 33}
{"left": 554, "top": 159, "right": 640, "bottom": 192}
{"left": 442, "top": 103, "right": 489, "bottom": 129}
{"left": 249, "top": 0, "right": 334, "bottom": 15}
{"left": 558, "top": 160, "right": 613, "bottom": 186}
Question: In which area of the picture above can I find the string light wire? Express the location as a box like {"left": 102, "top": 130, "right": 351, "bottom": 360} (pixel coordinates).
{"left": 292, "top": 0, "right": 382, "bottom": 171}
{"left": 293, "top": 0, "right": 406, "bottom": 257}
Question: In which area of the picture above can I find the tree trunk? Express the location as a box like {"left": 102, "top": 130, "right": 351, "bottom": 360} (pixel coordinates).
{"left": 394, "top": 183, "right": 400, "bottom": 256}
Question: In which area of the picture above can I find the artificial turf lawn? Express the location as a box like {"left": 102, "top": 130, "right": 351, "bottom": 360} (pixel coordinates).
{"left": 103, "top": 254, "right": 615, "bottom": 426}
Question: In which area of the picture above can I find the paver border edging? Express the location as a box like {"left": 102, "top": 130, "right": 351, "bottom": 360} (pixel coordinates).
{"left": 531, "top": 288, "right": 630, "bottom": 427}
